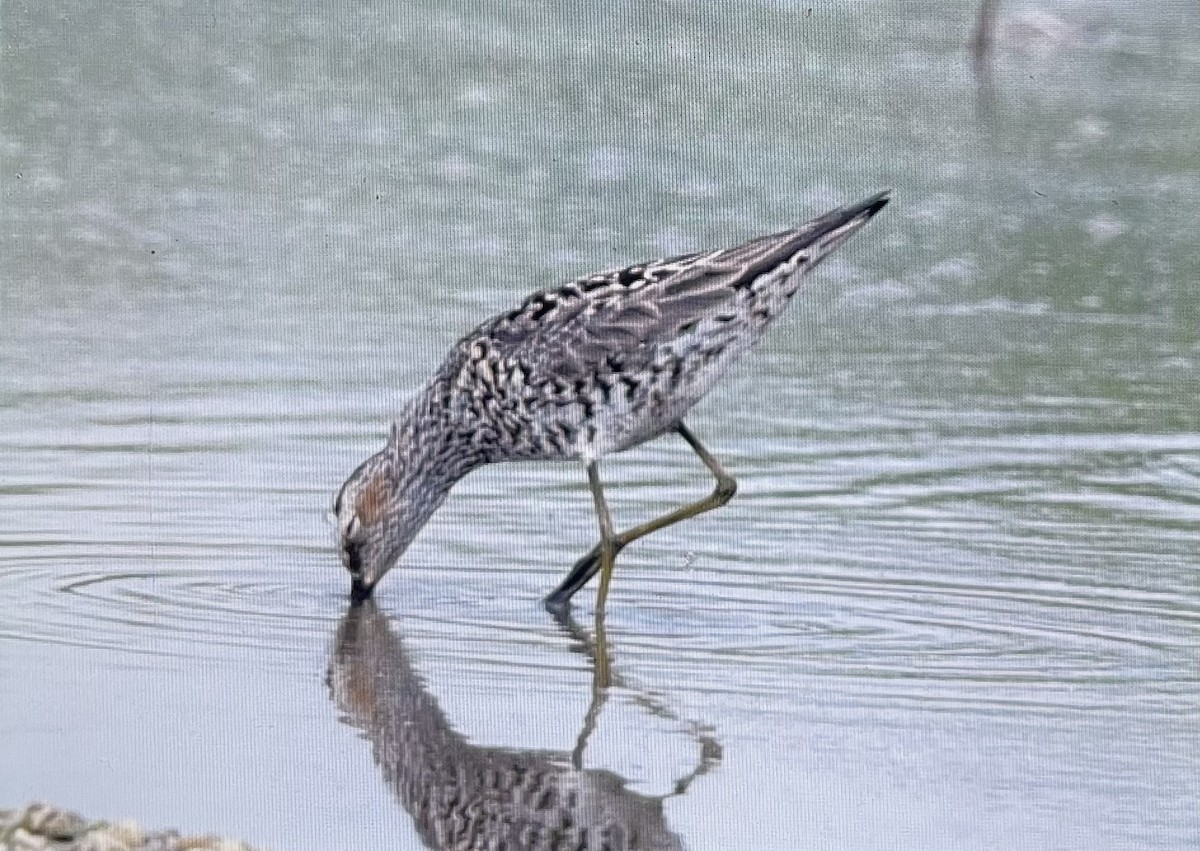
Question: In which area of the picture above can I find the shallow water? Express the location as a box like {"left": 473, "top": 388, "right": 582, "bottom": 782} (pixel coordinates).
{"left": 2, "top": 1, "right": 1199, "bottom": 849}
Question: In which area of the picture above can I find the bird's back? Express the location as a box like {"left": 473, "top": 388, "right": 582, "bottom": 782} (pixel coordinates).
{"left": 422, "top": 192, "right": 889, "bottom": 463}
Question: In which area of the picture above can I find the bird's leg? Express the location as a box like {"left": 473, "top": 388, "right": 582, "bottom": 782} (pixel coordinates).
{"left": 613, "top": 422, "right": 738, "bottom": 547}
{"left": 549, "top": 604, "right": 722, "bottom": 786}
{"left": 571, "top": 614, "right": 612, "bottom": 769}
{"left": 587, "top": 461, "right": 620, "bottom": 618}
{"left": 543, "top": 422, "right": 737, "bottom": 612}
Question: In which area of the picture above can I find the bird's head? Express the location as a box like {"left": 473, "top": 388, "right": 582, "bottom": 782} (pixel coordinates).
{"left": 334, "top": 424, "right": 433, "bottom": 601}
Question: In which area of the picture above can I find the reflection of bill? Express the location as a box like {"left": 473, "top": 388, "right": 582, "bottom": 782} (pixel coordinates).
{"left": 328, "top": 602, "right": 720, "bottom": 851}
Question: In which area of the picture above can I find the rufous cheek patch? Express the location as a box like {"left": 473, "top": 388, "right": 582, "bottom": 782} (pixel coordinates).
{"left": 355, "top": 475, "right": 388, "bottom": 526}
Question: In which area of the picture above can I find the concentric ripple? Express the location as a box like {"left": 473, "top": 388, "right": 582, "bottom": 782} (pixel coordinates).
{"left": 520, "top": 422, "right": 1200, "bottom": 721}
{"left": 0, "top": 553, "right": 337, "bottom": 664}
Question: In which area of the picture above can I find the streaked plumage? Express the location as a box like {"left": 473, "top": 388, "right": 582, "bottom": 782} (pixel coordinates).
{"left": 335, "top": 192, "right": 890, "bottom": 609}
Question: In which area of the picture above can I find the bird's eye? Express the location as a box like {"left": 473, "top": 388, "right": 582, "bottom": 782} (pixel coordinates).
{"left": 342, "top": 539, "right": 362, "bottom": 573}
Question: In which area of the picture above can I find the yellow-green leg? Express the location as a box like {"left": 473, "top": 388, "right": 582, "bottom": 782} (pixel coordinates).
{"left": 587, "top": 460, "right": 619, "bottom": 618}
{"left": 545, "top": 422, "right": 738, "bottom": 614}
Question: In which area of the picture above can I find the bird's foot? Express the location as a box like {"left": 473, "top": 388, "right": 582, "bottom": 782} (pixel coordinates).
{"left": 543, "top": 541, "right": 618, "bottom": 614}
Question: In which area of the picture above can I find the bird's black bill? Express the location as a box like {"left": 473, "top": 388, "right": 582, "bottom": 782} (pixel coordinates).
{"left": 342, "top": 539, "right": 371, "bottom": 603}
{"left": 350, "top": 576, "right": 375, "bottom": 604}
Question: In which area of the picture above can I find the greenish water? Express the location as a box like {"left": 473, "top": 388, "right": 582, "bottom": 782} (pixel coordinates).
{"left": 2, "top": 1, "right": 1198, "bottom": 849}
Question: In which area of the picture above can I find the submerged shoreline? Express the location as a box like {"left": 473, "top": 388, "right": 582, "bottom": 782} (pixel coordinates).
{"left": 0, "top": 804, "right": 268, "bottom": 851}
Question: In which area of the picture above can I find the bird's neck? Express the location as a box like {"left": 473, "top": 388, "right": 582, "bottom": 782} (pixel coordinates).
{"left": 395, "top": 385, "right": 486, "bottom": 496}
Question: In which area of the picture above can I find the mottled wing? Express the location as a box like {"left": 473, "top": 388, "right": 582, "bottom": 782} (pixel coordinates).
{"left": 480, "top": 254, "right": 711, "bottom": 381}
{"left": 483, "top": 191, "right": 890, "bottom": 381}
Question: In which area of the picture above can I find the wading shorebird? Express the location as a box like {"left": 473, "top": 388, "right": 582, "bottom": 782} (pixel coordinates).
{"left": 335, "top": 191, "right": 890, "bottom": 614}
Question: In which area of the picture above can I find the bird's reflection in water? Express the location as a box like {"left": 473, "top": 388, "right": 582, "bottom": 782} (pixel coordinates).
{"left": 970, "top": 0, "right": 1002, "bottom": 124}
{"left": 328, "top": 601, "right": 720, "bottom": 851}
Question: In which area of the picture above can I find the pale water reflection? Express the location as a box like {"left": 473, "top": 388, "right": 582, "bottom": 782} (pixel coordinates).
{"left": 2, "top": 0, "right": 1199, "bottom": 849}
{"left": 329, "top": 602, "right": 718, "bottom": 851}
